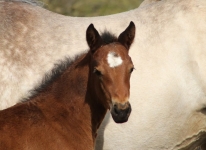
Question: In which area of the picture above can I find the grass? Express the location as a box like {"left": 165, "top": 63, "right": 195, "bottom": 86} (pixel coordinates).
{"left": 41, "top": 0, "right": 144, "bottom": 17}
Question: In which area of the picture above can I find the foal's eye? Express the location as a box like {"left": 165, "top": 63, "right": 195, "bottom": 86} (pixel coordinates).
{"left": 93, "top": 68, "right": 102, "bottom": 76}
{"left": 130, "top": 67, "right": 135, "bottom": 73}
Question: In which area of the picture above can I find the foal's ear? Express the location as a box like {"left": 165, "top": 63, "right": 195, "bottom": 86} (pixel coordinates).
{"left": 118, "top": 21, "right": 135, "bottom": 50}
{"left": 86, "top": 24, "right": 102, "bottom": 53}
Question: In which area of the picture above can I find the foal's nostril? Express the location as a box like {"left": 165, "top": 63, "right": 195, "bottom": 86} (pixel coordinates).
{"left": 126, "top": 103, "right": 131, "bottom": 114}
{"left": 113, "top": 104, "right": 120, "bottom": 115}
{"left": 125, "top": 105, "right": 132, "bottom": 116}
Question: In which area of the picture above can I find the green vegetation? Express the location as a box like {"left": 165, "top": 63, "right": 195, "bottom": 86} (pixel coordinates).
{"left": 41, "top": 0, "right": 144, "bottom": 17}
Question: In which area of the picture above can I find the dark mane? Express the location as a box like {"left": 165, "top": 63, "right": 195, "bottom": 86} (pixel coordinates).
{"left": 4, "top": 0, "right": 43, "bottom": 6}
{"left": 22, "top": 31, "right": 117, "bottom": 102}
{"left": 22, "top": 53, "right": 85, "bottom": 102}
{"left": 101, "top": 30, "right": 118, "bottom": 44}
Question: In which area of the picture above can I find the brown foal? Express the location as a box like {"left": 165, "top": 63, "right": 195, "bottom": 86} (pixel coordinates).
{"left": 0, "top": 22, "right": 135, "bottom": 150}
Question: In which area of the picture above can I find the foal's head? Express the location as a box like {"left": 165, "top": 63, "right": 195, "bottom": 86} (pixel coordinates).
{"left": 86, "top": 22, "right": 135, "bottom": 123}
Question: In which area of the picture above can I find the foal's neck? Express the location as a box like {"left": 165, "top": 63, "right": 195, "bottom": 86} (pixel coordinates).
{"left": 31, "top": 53, "right": 107, "bottom": 140}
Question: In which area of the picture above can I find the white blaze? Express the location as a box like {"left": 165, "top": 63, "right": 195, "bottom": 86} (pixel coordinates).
{"left": 107, "top": 52, "right": 123, "bottom": 68}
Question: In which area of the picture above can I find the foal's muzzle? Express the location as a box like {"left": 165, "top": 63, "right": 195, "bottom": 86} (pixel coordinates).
{"left": 111, "top": 102, "right": 131, "bottom": 123}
